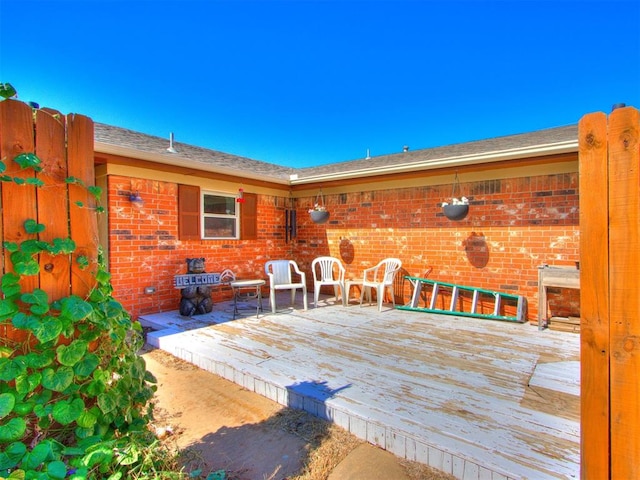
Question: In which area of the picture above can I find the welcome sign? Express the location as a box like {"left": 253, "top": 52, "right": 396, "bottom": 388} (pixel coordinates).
{"left": 173, "top": 273, "right": 222, "bottom": 288}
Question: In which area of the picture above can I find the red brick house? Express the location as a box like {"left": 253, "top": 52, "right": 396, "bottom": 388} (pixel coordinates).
{"left": 94, "top": 123, "right": 579, "bottom": 322}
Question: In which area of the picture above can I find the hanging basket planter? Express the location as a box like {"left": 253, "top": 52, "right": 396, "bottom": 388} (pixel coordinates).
{"left": 441, "top": 172, "right": 469, "bottom": 221}
{"left": 309, "top": 190, "right": 330, "bottom": 224}
{"left": 310, "top": 210, "right": 331, "bottom": 224}
{"left": 443, "top": 204, "right": 469, "bottom": 221}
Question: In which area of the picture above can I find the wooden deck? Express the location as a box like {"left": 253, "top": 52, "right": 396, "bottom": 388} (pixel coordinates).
{"left": 140, "top": 293, "right": 580, "bottom": 480}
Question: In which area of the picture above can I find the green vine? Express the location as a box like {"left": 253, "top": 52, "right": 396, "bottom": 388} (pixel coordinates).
{"left": 0, "top": 92, "right": 190, "bottom": 479}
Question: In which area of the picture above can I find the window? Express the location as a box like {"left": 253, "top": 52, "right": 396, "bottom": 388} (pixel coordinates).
{"left": 202, "top": 192, "right": 239, "bottom": 239}
{"left": 178, "top": 184, "right": 257, "bottom": 241}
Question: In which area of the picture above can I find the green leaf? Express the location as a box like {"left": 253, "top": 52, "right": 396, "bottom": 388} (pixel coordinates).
{"left": 0, "top": 82, "right": 17, "bottom": 99}
{"left": 73, "top": 353, "right": 99, "bottom": 378}
{"left": 65, "top": 176, "right": 85, "bottom": 187}
{"left": 116, "top": 443, "right": 139, "bottom": 466}
{"left": 0, "top": 358, "right": 27, "bottom": 382}
{"left": 2, "top": 243, "right": 19, "bottom": 253}
{"left": 87, "top": 185, "right": 102, "bottom": 200}
{"left": 30, "top": 303, "right": 50, "bottom": 316}
{"left": 12, "top": 401, "right": 34, "bottom": 416}
{"left": 76, "top": 408, "right": 98, "bottom": 429}
{"left": 95, "top": 270, "right": 111, "bottom": 285}
{"left": 56, "top": 340, "right": 88, "bottom": 366}
{"left": 31, "top": 388, "right": 52, "bottom": 406}
{"left": 15, "top": 372, "right": 42, "bottom": 395}
{"left": 0, "top": 299, "right": 18, "bottom": 320}
{"left": 41, "top": 366, "right": 74, "bottom": 392}
{"left": 48, "top": 237, "right": 76, "bottom": 255}
{"left": 21, "top": 288, "right": 48, "bottom": 305}
{"left": 0, "top": 272, "right": 21, "bottom": 297}
{"left": 23, "top": 219, "right": 45, "bottom": 234}
{"left": 10, "top": 251, "right": 39, "bottom": 276}
{"left": 0, "top": 441, "right": 26, "bottom": 470}
{"left": 78, "top": 327, "right": 102, "bottom": 343}
{"left": 11, "top": 312, "right": 30, "bottom": 329}
{"left": 30, "top": 316, "right": 62, "bottom": 344}
{"left": 97, "top": 392, "right": 117, "bottom": 414}
{"left": 83, "top": 379, "right": 106, "bottom": 397}
{"left": 25, "top": 177, "right": 45, "bottom": 187}
{"left": 52, "top": 397, "right": 84, "bottom": 425}
{"left": 69, "top": 467, "right": 89, "bottom": 479}
{"left": 46, "top": 460, "right": 68, "bottom": 479}
{"left": 0, "top": 417, "right": 26, "bottom": 442}
{"left": 19, "top": 239, "right": 48, "bottom": 255}
{"left": 0, "top": 392, "right": 16, "bottom": 418}
{"left": 76, "top": 255, "right": 89, "bottom": 269}
{"left": 13, "top": 153, "right": 42, "bottom": 171}
{"left": 60, "top": 296, "right": 93, "bottom": 321}
{"left": 15, "top": 260, "right": 39, "bottom": 275}
{"left": 6, "top": 471, "right": 27, "bottom": 479}
{"left": 22, "top": 350, "right": 55, "bottom": 369}
{"left": 82, "top": 445, "right": 113, "bottom": 468}
{"left": 20, "top": 441, "right": 50, "bottom": 470}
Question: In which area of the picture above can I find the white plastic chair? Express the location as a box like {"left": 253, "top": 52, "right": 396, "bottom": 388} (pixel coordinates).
{"left": 311, "top": 256, "right": 346, "bottom": 307}
{"left": 359, "top": 258, "right": 402, "bottom": 311}
{"left": 264, "top": 260, "right": 308, "bottom": 313}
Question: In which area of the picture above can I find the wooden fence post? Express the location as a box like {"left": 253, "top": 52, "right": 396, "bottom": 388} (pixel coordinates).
{"left": 579, "top": 106, "right": 639, "bottom": 478}
{"left": 36, "top": 108, "right": 71, "bottom": 301}
{"left": 0, "top": 100, "right": 37, "bottom": 342}
{"left": 67, "top": 113, "right": 98, "bottom": 298}
{"left": 578, "top": 111, "right": 610, "bottom": 479}
{"left": 608, "top": 106, "right": 639, "bottom": 479}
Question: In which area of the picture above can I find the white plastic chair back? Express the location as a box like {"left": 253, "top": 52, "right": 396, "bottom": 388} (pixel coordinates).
{"left": 269, "top": 260, "right": 293, "bottom": 285}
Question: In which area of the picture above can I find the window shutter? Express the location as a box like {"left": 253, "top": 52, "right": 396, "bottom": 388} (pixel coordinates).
{"left": 178, "top": 184, "right": 201, "bottom": 240}
{"left": 241, "top": 192, "right": 258, "bottom": 240}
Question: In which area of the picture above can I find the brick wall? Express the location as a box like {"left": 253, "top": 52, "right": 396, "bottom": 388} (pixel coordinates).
{"left": 294, "top": 172, "right": 580, "bottom": 323}
{"left": 106, "top": 170, "right": 579, "bottom": 323}
{"left": 106, "top": 175, "right": 292, "bottom": 318}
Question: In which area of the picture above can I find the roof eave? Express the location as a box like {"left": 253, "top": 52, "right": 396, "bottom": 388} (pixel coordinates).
{"left": 289, "top": 140, "right": 579, "bottom": 185}
{"left": 95, "top": 138, "right": 579, "bottom": 186}
{"left": 94, "top": 141, "right": 292, "bottom": 185}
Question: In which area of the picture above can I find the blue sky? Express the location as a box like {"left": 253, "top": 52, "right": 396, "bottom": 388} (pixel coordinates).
{"left": 1, "top": 0, "right": 639, "bottom": 168}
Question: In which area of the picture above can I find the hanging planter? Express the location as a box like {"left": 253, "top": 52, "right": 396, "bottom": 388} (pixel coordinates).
{"left": 442, "top": 172, "right": 469, "bottom": 221}
{"left": 309, "top": 190, "right": 330, "bottom": 224}
{"left": 443, "top": 203, "right": 469, "bottom": 221}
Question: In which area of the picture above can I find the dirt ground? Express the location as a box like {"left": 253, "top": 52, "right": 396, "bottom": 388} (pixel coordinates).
{"left": 142, "top": 347, "right": 455, "bottom": 480}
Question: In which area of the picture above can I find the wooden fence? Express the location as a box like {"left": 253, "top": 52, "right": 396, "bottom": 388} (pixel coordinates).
{"left": 0, "top": 99, "right": 97, "bottom": 341}
{"left": 579, "top": 105, "right": 639, "bottom": 478}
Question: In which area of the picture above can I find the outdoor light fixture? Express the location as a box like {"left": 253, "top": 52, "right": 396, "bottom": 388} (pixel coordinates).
{"left": 129, "top": 191, "right": 143, "bottom": 203}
